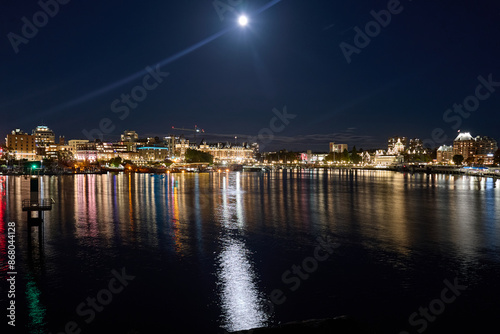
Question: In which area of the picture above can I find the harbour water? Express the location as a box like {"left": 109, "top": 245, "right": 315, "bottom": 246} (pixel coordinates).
{"left": 1, "top": 170, "right": 499, "bottom": 333}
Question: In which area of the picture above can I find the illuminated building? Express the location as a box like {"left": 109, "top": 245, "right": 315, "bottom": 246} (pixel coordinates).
{"left": 6, "top": 129, "right": 36, "bottom": 160}
{"left": 119, "top": 131, "right": 140, "bottom": 151}
{"left": 437, "top": 145, "right": 453, "bottom": 163}
{"left": 329, "top": 142, "right": 348, "bottom": 153}
{"left": 119, "top": 152, "right": 140, "bottom": 162}
{"left": 32, "top": 125, "right": 55, "bottom": 145}
{"left": 248, "top": 142, "right": 259, "bottom": 160}
{"left": 452, "top": 132, "right": 498, "bottom": 165}
{"left": 387, "top": 136, "right": 406, "bottom": 155}
{"left": 175, "top": 137, "right": 190, "bottom": 160}
{"left": 75, "top": 142, "right": 97, "bottom": 162}
{"left": 407, "top": 138, "right": 427, "bottom": 154}
{"left": 74, "top": 141, "right": 140, "bottom": 163}
{"left": 68, "top": 140, "right": 89, "bottom": 154}
{"left": 373, "top": 150, "right": 398, "bottom": 166}
{"left": 32, "top": 125, "right": 56, "bottom": 151}
{"left": 475, "top": 136, "right": 497, "bottom": 155}
{"left": 198, "top": 141, "right": 255, "bottom": 164}
{"left": 164, "top": 135, "right": 178, "bottom": 154}
{"left": 96, "top": 142, "right": 128, "bottom": 160}
{"left": 138, "top": 147, "right": 170, "bottom": 162}
{"left": 362, "top": 151, "right": 372, "bottom": 164}
{"left": 453, "top": 132, "right": 475, "bottom": 160}
{"left": 121, "top": 130, "right": 139, "bottom": 142}
{"left": 300, "top": 152, "right": 327, "bottom": 163}
{"left": 473, "top": 136, "right": 497, "bottom": 165}
{"left": 44, "top": 144, "right": 73, "bottom": 160}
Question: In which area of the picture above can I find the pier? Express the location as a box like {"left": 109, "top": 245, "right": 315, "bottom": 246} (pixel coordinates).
{"left": 22, "top": 177, "right": 53, "bottom": 245}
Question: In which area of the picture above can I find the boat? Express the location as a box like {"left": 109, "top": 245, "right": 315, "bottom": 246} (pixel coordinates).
{"left": 243, "top": 166, "right": 264, "bottom": 172}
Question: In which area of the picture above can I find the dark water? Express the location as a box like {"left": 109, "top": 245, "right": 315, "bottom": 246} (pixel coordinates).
{"left": 1, "top": 170, "right": 499, "bottom": 333}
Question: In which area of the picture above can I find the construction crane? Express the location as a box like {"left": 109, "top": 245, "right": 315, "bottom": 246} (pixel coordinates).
{"left": 171, "top": 125, "right": 205, "bottom": 142}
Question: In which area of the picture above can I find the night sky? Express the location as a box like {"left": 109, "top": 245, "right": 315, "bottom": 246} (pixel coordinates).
{"left": 1, "top": 0, "right": 500, "bottom": 151}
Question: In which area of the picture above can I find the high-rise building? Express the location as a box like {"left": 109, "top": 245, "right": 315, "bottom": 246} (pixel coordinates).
{"left": 250, "top": 142, "right": 260, "bottom": 159}
{"left": 407, "top": 138, "right": 427, "bottom": 154}
{"left": 164, "top": 135, "right": 179, "bottom": 155}
{"left": 453, "top": 132, "right": 498, "bottom": 164}
{"left": 474, "top": 136, "right": 498, "bottom": 165}
{"left": 437, "top": 145, "right": 453, "bottom": 163}
{"left": 475, "top": 136, "right": 497, "bottom": 155}
{"left": 453, "top": 132, "right": 475, "bottom": 159}
{"left": 32, "top": 125, "right": 55, "bottom": 146}
{"left": 6, "top": 129, "right": 36, "bottom": 160}
{"left": 121, "top": 130, "right": 139, "bottom": 142}
{"left": 120, "top": 131, "right": 140, "bottom": 151}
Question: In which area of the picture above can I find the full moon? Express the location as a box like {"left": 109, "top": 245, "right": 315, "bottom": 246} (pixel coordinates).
{"left": 238, "top": 15, "right": 248, "bottom": 26}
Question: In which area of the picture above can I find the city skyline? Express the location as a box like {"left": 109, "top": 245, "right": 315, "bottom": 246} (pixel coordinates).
{"left": 1, "top": 1, "right": 500, "bottom": 152}
{"left": 4, "top": 124, "right": 498, "bottom": 168}
{"left": 4, "top": 122, "right": 498, "bottom": 153}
